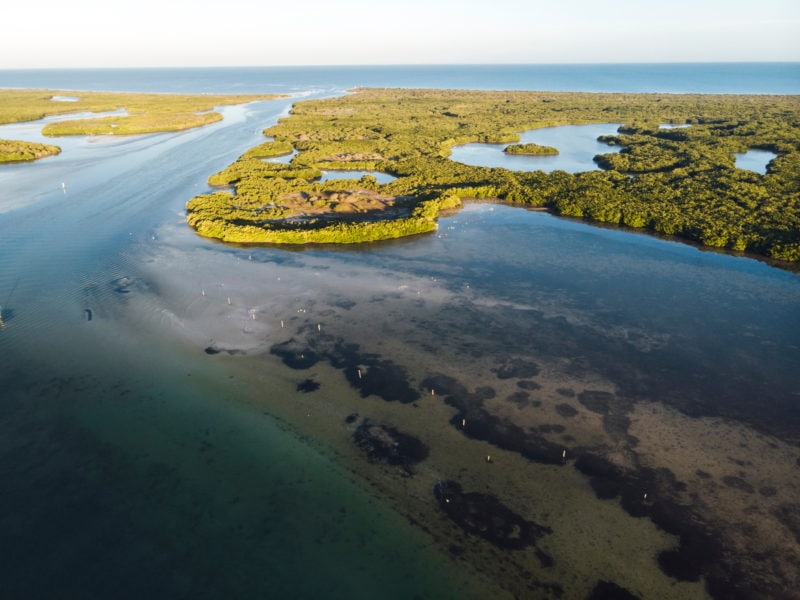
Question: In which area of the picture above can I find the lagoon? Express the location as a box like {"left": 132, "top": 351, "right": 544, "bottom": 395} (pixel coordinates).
{"left": 450, "top": 123, "right": 621, "bottom": 172}
{"left": 262, "top": 149, "right": 297, "bottom": 163}
{"left": 319, "top": 170, "right": 396, "bottom": 184}
{"left": 734, "top": 148, "right": 778, "bottom": 174}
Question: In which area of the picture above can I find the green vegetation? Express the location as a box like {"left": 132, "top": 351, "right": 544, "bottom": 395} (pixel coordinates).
{"left": 504, "top": 142, "right": 559, "bottom": 155}
{"left": 40, "top": 111, "right": 226, "bottom": 136}
{"left": 0, "top": 139, "right": 60, "bottom": 163}
{"left": 181, "top": 87, "right": 797, "bottom": 259}
{"left": 187, "top": 89, "right": 800, "bottom": 261}
{"left": 0, "top": 89, "right": 283, "bottom": 162}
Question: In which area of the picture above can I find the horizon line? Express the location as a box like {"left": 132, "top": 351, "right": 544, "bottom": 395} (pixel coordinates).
{"left": 2, "top": 60, "right": 799, "bottom": 71}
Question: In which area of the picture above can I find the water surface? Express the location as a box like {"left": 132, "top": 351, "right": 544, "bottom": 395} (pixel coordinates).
{"left": 319, "top": 170, "right": 396, "bottom": 183}
{"left": 734, "top": 148, "right": 778, "bottom": 174}
{"left": 450, "top": 123, "right": 621, "bottom": 172}
{"left": 2, "top": 63, "right": 799, "bottom": 93}
{"left": 0, "top": 97, "right": 489, "bottom": 600}
{"left": 1, "top": 66, "right": 799, "bottom": 600}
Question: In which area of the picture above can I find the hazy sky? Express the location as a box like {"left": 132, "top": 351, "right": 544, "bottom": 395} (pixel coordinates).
{"left": 2, "top": 0, "right": 798, "bottom": 68}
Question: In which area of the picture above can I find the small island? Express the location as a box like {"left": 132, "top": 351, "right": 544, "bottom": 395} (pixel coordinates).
{"left": 504, "top": 142, "right": 559, "bottom": 155}
{"left": 186, "top": 88, "right": 800, "bottom": 261}
{"left": 0, "top": 139, "right": 61, "bottom": 163}
{"left": 0, "top": 89, "right": 284, "bottom": 162}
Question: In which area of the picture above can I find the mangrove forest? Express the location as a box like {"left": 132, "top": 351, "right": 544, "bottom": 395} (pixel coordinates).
{"left": 0, "top": 89, "right": 283, "bottom": 163}
{"left": 186, "top": 88, "right": 800, "bottom": 261}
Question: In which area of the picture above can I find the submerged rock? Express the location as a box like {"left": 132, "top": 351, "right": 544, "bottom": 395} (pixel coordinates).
{"left": 296, "top": 379, "right": 320, "bottom": 393}
{"left": 353, "top": 420, "right": 429, "bottom": 471}
{"left": 587, "top": 580, "right": 641, "bottom": 600}
{"left": 721, "top": 475, "right": 754, "bottom": 494}
{"left": 204, "top": 345, "right": 245, "bottom": 356}
{"left": 433, "top": 480, "right": 552, "bottom": 552}
{"left": 574, "top": 452, "right": 724, "bottom": 586}
{"left": 517, "top": 379, "right": 541, "bottom": 391}
{"left": 507, "top": 390, "right": 531, "bottom": 407}
{"left": 272, "top": 335, "right": 419, "bottom": 403}
{"left": 270, "top": 338, "right": 320, "bottom": 369}
{"left": 422, "top": 373, "right": 565, "bottom": 465}
{"left": 111, "top": 276, "right": 136, "bottom": 294}
{"left": 555, "top": 403, "right": 579, "bottom": 418}
{"left": 345, "top": 359, "right": 419, "bottom": 403}
{"left": 492, "top": 356, "right": 540, "bottom": 379}
{"left": 772, "top": 503, "right": 800, "bottom": 544}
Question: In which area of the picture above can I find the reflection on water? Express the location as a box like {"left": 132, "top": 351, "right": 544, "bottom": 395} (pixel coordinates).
{"left": 262, "top": 149, "right": 297, "bottom": 164}
{"left": 2, "top": 95, "right": 799, "bottom": 599}
{"left": 449, "top": 123, "right": 622, "bottom": 172}
{"left": 0, "top": 98, "right": 488, "bottom": 600}
{"left": 734, "top": 148, "right": 778, "bottom": 174}
{"left": 319, "top": 170, "right": 397, "bottom": 184}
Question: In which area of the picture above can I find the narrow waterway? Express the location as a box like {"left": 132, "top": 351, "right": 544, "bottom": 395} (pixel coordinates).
{"left": 0, "top": 98, "right": 495, "bottom": 599}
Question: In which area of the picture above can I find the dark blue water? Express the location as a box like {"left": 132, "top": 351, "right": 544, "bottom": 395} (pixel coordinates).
{"left": 1, "top": 65, "right": 799, "bottom": 600}
{"left": 2, "top": 63, "right": 799, "bottom": 94}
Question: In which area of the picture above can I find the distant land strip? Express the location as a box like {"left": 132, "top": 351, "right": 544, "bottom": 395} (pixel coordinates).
{"left": 0, "top": 89, "right": 285, "bottom": 163}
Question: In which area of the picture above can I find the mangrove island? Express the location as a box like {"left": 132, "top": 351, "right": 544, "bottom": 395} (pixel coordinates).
{"left": 0, "top": 89, "right": 284, "bottom": 163}
{"left": 186, "top": 88, "right": 800, "bottom": 261}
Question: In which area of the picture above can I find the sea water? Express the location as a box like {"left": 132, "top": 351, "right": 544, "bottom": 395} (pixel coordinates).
{"left": 1, "top": 64, "right": 799, "bottom": 599}
{"left": 2, "top": 63, "right": 799, "bottom": 94}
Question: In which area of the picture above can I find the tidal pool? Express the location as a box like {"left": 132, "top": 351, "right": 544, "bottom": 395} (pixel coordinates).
{"left": 449, "top": 123, "right": 622, "bottom": 172}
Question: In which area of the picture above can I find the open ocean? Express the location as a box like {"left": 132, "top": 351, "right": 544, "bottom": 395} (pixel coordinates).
{"left": 2, "top": 62, "right": 799, "bottom": 95}
{"left": 1, "top": 64, "right": 799, "bottom": 599}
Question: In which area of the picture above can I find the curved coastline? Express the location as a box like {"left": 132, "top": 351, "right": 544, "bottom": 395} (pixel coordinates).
{"left": 0, "top": 89, "right": 285, "bottom": 162}
{"left": 503, "top": 142, "right": 560, "bottom": 155}
{"left": 2, "top": 69, "right": 799, "bottom": 600}
{"left": 186, "top": 88, "right": 800, "bottom": 262}
{"left": 0, "top": 138, "right": 61, "bottom": 163}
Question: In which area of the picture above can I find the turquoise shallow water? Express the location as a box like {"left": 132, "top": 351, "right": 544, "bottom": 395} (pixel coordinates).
{"left": 0, "top": 329, "right": 479, "bottom": 599}
{"left": 0, "top": 97, "right": 488, "bottom": 599}
{"left": 1, "top": 65, "right": 799, "bottom": 599}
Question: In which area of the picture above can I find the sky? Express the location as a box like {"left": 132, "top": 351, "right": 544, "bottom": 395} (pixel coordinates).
{"left": 1, "top": 0, "right": 798, "bottom": 68}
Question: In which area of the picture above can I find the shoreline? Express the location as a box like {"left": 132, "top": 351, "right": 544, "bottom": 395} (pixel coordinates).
{"left": 3, "top": 70, "right": 798, "bottom": 598}
{"left": 186, "top": 87, "right": 800, "bottom": 263}
{"left": 0, "top": 89, "right": 285, "bottom": 162}
{"left": 117, "top": 212, "right": 800, "bottom": 598}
